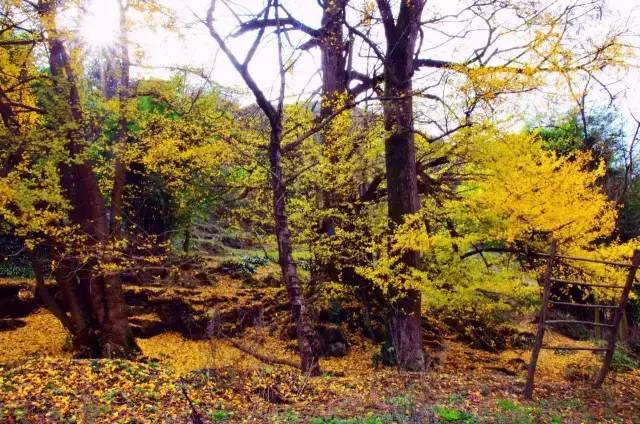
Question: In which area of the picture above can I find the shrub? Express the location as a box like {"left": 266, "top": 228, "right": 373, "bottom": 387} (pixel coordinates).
{"left": 433, "top": 406, "right": 475, "bottom": 423}
{"left": 208, "top": 410, "right": 229, "bottom": 422}
{"left": 0, "top": 261, "right": 34, "bottom": 278}
{"left": 610, "top": 348, "right": 639, "bottom": 373}
{"left": 491, "top": 399, "right": 539, "bottom": 424}
{"left": 219, "top": 255, "right": 269, "bottom": 278}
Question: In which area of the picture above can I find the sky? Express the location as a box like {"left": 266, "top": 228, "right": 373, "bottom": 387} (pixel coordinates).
{"left": 76, "top": 0, "right": 640, "bottom": 135}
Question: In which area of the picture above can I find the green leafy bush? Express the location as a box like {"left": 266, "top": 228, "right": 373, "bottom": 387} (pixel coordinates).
{"left": 610, "top": 348, "right": 639, "bottom": 373}
{"left": 220, "top": 255, "right": 269, "bottom": 278}
{"left": 491, "top": 399, "right": 539, "bottom": 424}
{"left": 433, "top": 406, "right": 475, "bottom": 423}
{"left": 0, "top": 261, "right": 34, "bottom": 278}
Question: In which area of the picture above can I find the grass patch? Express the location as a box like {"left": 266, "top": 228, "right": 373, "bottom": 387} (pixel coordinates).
{"left": 433, "top": 406, "right": 475, "bottom": 423}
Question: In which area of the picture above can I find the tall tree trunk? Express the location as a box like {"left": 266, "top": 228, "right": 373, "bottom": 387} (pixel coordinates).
{"left": 377, "top": 0, "right": 426, "bottom": 371}
{"left": 315, "top": 0, "right": 349, "bottom": 284}
{"left": 109, "top": 0, "right": 130, "bottom": 237}
{"left": 270, "top": 122, "right": 321, "bottom": 375}
{"left": 37, "top": 0, "right": 137, "bottom": 357}
{"left": 319, "top": 0, "right": 348, "bottom": 118}
{"left": 206, "top": 2, "right": 322, "bottom": 374}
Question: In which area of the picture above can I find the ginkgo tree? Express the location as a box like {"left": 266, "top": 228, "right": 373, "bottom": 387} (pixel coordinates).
{"left": 338, "top": 0, "right": 630, "bottom": 369}
{"left": 0, "top": 0, "right": 232, "bottom": 358}
{"left": 228, "top": 0, "right": 631, "bottom": 370}
{"left": 357, "top": 123, "right": 633, "bottom": 348}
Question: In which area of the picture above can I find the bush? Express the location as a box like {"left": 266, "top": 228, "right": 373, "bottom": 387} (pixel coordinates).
{"left": 433, "top": 406, "right": 475, "bottom": 423}
{"left": 0, "top": 261, "right": 34, "bottom": 278}
{"left": 490, "top": 399, "right": 540, "bottom": 424}
{"left": 610, "top": 348, "right": 639, "bottom": 373}
{"left": 220, "top": 255, "right": 270, "bottom": 278}
{"left": 423, "top": 262, "right": 539, "bottom": 351}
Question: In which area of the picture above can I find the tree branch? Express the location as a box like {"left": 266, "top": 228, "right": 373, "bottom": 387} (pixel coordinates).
{"left": 234, "top": 17, "right": 320, "bottom": 38}
{"left": 206, "top": 0, "right": 278, "bottom": 125}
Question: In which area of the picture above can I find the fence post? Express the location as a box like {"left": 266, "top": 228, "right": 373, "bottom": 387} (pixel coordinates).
{"left": 592, "top": 249, "right": 640, "bottom": 388}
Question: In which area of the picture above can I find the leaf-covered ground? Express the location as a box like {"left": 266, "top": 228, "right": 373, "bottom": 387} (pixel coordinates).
{"left": 1, "top": 303, "right": 639, "bottom": 422}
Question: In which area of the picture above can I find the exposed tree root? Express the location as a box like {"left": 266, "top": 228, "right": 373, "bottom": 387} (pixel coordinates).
{"left": 225, "top": 339, "right": 301, "bottom": 370}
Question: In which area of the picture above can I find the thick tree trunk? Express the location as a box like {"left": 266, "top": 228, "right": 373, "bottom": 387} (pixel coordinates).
{"left": 270, "top": 122, "right": 321, "bottom": 375}
{"left": 314, "top": 0, "right": 349, "bottom": 285}
{"left": 319, "top": 0, "right": 348, "bottom": 118}
{"left": 53, "top": 258, "right": 102, "bottom": 356}
{"left": 377, "top": 0, "right": 426, "bottom": 371}
{"left": 384, "top": 119, "right": 425, "bottom": 371}
{"left": 101, "top": 273, "right": 134, "bottom": 356}
{"left": 37, "top": 0, "right": 136, "bottom": 357}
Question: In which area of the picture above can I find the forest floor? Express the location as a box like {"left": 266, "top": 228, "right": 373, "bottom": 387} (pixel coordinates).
{"left": 1, "top": 270, "right": 639, "bottom": 423}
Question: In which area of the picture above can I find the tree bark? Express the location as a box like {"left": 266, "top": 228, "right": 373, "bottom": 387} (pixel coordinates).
{"left": 376, "top": 0, "right": 426, "bottom": 371}
{"left": 206, "top": 1, "right": 321, "bottom": 374}
{"left": 31, "top": 253, "right": 73, "bottom": 333}
{"left": 319, "top": 0, "right": 348, "bottom": 118}
{"left": 270, "top": 122, "right": 322, "bottom": 375}
{"left": 315, "top": 0, "right": 349, "bottom": 284}
{"left": 37, "top": 0, "right": 137, "bottom": 357}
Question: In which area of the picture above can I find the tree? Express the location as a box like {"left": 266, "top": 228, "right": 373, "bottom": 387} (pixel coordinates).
{"left": 338, "top": 0, "right": 627, "bottom": 370}
{"left": 35, "top": 0, "right": 135, "bottom": 356}
{"left": 370, "top": 0, "right": 427, "bottom": 371}
{"left": 205, "top": 0, "right": 322, "bottom": 374}
{"left": 0, "top": 0, "right": 191, "bottom": 357}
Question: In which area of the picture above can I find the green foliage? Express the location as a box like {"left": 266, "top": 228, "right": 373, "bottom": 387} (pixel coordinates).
{"left": 536, "top": 116, "right": 584, "bottom": 156}
{"left": 610, "top": 348, "right": 640, "bottom": 373}
{"left": 433, "top": 406, "right": 475, "bottom": 423}
{"left": 489, "top": 398, "right": 541, "bottom": 424}
{"left": 0, "top": 260, "right": 33, "bottom": 278}
{"left": 535, "top": 108, "right": 625, "bottom": 164}
{"left": 208, "top": 409, "right": 230, "bottom": 422}
{"left": 496, "top": 399, "right": 517, "bottom": 411}
{"left": 219, "top": 255, "right": 269, "bottom": 278}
